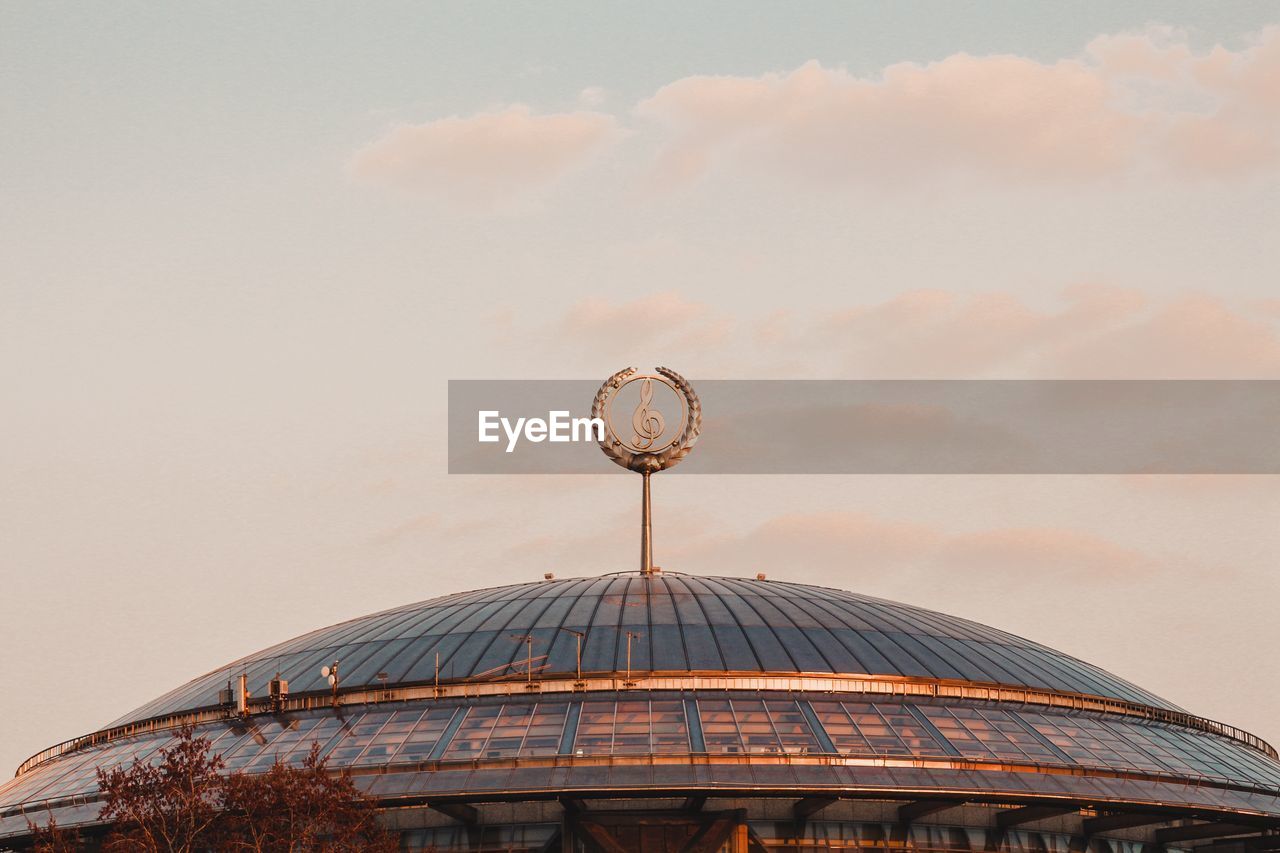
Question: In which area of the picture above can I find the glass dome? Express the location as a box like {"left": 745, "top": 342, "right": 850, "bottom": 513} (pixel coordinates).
{"left": 112, "top": 573, "right": 1177, "bottom": 727}
{"left": 4, "top": 573, "right": 1278, "bottom": 850}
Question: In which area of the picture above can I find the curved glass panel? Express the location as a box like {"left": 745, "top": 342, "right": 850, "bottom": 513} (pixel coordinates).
{"left": 8, "top": 695, "right": 1280, "bottom": 820}
{"left": 575, "top": 699, "right": 690, "bottom": 755}
{"left": 106, "top": 575, "right": 1176, "bottom": 727}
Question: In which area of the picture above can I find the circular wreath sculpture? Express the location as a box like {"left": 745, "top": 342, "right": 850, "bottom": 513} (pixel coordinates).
{"left": 590, "top": 366, "right": 701, "bottom": 475}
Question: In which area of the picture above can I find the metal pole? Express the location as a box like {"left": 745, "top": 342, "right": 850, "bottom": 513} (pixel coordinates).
{"left": 641, "top": 472, "right": 652, "bottom": 575}
{"left": 560, "top": 628, "right": 584, "bottom": 684}
{"left": 626, "top": 632, "right": 633, "bottom": 682}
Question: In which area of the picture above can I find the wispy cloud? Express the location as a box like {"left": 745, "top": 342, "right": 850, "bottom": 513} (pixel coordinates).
{"left": 349, "top": 106, "right": 621, "bottom": 210}
{"left": 492, "top": 508, "right": 1159, "bottom": 586}
{"left": 527, "top": 285, "right": 1280, "bottom": 379}
{"left": 812, "top": 286, "right": 1280, "bottom": 378}
{"left": 558, "top": 291, "right": 733, "bottom": 357}
{"left": 349, "top": 27, "right": 1280, "bottom": 206}
{"left": 635, "top": 26, "right": 1280, "bottom": 188}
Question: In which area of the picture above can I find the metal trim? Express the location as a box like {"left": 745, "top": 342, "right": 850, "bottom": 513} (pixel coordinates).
{"left": 15, "top": 671, "right": 1278, "bottom": 776}
{"left": 8, "top": 750, "right": 1280, "bottom": 829}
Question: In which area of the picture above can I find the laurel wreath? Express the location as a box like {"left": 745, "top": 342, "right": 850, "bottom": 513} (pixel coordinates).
{"left": 591, "top": 366, "right": 701, "bottom": 474}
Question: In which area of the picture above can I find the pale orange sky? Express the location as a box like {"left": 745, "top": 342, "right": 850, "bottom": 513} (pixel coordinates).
{"left": 1, "top": 4, "right": 1278, "bottom": 777}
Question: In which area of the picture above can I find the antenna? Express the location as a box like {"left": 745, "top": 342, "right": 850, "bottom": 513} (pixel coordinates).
{"left": 320, "top": 660, "right": 340, "bottom": 707}
{"left": 218, "top": 667, "right": 236, "bottom": 710}
{"left": 269, "top": 671, "right": 289, "bottom": 712}
{"left": 624, "top": 631, "right": 643, "bottom": 686}
{"left": 510, "top": 634, "right": 535, "bottom": 684}
{"left": 559, "top": 628, "right": 585, "bottom": 685}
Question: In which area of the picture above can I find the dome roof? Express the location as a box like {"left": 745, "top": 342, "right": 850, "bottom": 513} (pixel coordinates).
{"left": 5, "top": 572, "right": 1279, "bottom": 844}
{"left": 113, "top": 573, "right": 1176, "bottom": 727}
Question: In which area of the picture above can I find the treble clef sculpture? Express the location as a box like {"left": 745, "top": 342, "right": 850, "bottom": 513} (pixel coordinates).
{"left": 631, "top": 379, "right": 665, "bottom": 450}
{"left": 591, "top": 367, "right": 701, "bottom": 576}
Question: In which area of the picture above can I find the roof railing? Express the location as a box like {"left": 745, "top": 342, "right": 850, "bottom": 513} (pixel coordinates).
{"left": 6, "top": 748, "right": 1280, "bottom": 828}
{"left": 15, "top": 671, "right": 1278, "bottom": 777}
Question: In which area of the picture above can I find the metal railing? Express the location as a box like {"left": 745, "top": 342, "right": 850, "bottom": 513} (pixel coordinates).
{"left": 15, "top": 670, "right": 1279, "bottom": 777}
{"left": 7, "top": 747, "right": 1280, "bottom": 827}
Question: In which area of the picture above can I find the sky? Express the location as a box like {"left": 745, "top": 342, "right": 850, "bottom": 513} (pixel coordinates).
{"left": 1, "top": 2, "right": 1278, "bottom": 777}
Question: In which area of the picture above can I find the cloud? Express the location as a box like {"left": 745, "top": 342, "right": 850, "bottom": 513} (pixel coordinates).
{"left": 658, "top": 513, "right": 1163, "bottom": 595}
{"left": 682, "top": 512, "right": 943, "bottom": 574}
{"left": 528, "top": 285, "right": 1280, "bottom": 379}
{"left": 1042, "top": 293, "right": 1280, "bottom": 378}
{"left": 637, "top": 58, "right": 1133, "bottom": 188}
{"left": 942, "top": 527, "right": 1155, "bottom": 579}
{"left": 768, "top": 285, "right": 1280, "bottom": 378}
{"left": 1117, "top": 474, "right": 1280, "bottom": 498}
{"left": 349, "top": 106, "right": 620, "bottom": 209}
{"left": 496, "top": 507, "right": 1159, "bottom": 587}
{"left": 578, "top": 86, "right": 608, "bottom": 108}
{"left": 348, "top": 27, "right": 1279, "bottom": 204}
{"left": 697, "top": 401, "right": 1038, "bottom": 474}
{"left": 554, "top": 291, "right": 733, "bottom": 360}
{"left": 635, "top": 27, "right": 1280, "bottom": 188}
{"left": 496, "top": 284, "right": 1280, "bottom": 376}
{"left": 1086, "top": 26, "right": 1280, "bottom": 177}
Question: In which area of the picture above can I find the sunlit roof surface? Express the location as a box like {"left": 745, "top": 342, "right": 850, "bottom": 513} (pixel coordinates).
{"left": 112, "top": 573, "right": 1176, "bottom": 726}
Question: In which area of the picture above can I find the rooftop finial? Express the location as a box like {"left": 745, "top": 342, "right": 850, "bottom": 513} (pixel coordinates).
{"left": 592, "top": 367, "right": 701, "bottom": 576}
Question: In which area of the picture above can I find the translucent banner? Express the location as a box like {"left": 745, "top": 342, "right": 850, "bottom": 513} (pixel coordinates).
{"left": 448, "top": 380, "right": 1280, "bottom": 474}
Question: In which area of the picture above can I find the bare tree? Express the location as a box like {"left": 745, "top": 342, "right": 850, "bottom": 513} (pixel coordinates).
{"left": 27, "top": 815, "right": 82, "bottom": 853}
{"left": 218, "top": 744, "right": 397, "bottom": 852}
{"left": 96, "top": 725, "right": 226, "bottom": 852}
{"left": 79, "top": 726, "right": 396, "bottom": 852}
